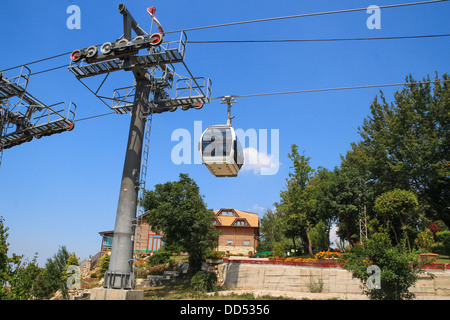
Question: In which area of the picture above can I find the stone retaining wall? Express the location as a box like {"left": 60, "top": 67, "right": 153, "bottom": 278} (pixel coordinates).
{"left": 218, "top": 262, "right": 450, "bottom": 298}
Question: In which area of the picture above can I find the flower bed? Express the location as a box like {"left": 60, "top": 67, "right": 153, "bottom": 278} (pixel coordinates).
{"left": 222, "top": 257, "right": 450, "bottom": 270}
{"left": 222, "top": 257, "right": 343, "bottom": 268}
{"left": 284, "top": 251, "right": 341, "bottom": 264}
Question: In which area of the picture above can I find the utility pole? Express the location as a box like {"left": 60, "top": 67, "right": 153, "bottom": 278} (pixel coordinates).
{"left": 68, "top": 4, "right": 211, "bottom": 296}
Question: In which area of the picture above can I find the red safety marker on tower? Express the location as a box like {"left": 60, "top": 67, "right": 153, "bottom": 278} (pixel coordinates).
{"left": 147, "top": 6, "right": 165, "bottom": 36}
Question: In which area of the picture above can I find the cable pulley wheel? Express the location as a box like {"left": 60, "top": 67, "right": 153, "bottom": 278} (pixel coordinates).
{"left": 86, "top": 46, "right": 98, "bottom": 59}
{"left": 100, "top": 42, "right": 113, "bottom": 55}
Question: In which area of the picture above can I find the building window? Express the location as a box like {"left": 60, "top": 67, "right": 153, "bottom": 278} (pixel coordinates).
{"left": 227, "top": 240, "right": 233, "bottom": 245}
{"left": 104, "top": 236, "right": 113, "bottom": 246}
{"left": 149, "top": 235, "right": 163, "bottom": 252}
{"left": 244, "top": 241, "right": 250, "bottom": 246}
{"left": 234, "top": 219, "right": 248, "bottom": 226}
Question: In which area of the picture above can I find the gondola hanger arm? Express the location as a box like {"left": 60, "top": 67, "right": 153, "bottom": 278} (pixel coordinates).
{"left": 221, "top": 95, "right": 236, "bottom": 126}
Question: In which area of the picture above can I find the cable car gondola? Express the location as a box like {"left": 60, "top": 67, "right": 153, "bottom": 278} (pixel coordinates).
{"left": 199, "top": 124, "right": 244, "bottom": 177}
{"left": 199, "top": 96, "right": 244, "bottom": 177}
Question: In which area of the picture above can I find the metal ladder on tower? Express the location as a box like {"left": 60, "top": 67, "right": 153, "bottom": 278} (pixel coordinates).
{"left": 132, "top": 103, "right": 154, "bottom": 283}
{"left": 0, "top": 107, "right": 8, "bottom": 168}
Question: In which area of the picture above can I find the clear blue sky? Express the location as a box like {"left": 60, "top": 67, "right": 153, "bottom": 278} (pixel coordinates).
{"left": 1, "top": 0, "right": 449, "bottom": 266}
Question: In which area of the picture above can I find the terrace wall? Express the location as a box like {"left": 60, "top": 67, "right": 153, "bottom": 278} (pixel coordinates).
{"left": 218, "top": 259, "right": 450, "bottom": 298}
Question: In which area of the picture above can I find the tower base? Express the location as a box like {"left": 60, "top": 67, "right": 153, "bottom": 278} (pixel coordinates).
{"left": 90, "top": 287, "right": 144, "bottom": 300}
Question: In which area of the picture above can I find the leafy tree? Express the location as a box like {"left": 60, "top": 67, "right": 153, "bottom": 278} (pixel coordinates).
{"left": 348, "top": 73, "right": 450, "bottom": 226}
{"left": 277, "top": 145, "right": 317, "bottom": 255}
{"left": 38, "top": 246, "right": 72, "bottom": 300}
{"left": 341, "top": 230, "right": 423, "bottom": 300}
{"left": 143, "top": 173, "right": 219, "bottom": 273}
{"left": 331, "top": 166, "right": 369, "bottom": 245}
{"left": 0, "top": 217, "right": 43, "bottom": 300}
{"left": 310, "top": 220, "right": 329, "bottom": 252}
{"left": 258, "top": 209, "right": 284, "bottom": 252}
{"left": 61, "top": 253, "right": 79, "bottom": 292}
{"left": 308, "top": 167, "right": 337, "bottom": 241}
{"left": 375, "top": 189, "right": 418, "bottom": 251}
{"left": 6, "top": 254, "right": 42, "bottom": 300}
{"left": 0, "top": 217, "right": 9, "bottom": 298}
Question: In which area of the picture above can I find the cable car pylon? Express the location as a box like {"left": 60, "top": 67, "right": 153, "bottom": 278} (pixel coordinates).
{"left": 67, "top": 4, "right": 212, "bottom": 294}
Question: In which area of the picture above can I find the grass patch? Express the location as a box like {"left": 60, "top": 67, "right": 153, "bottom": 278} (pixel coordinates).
{"left": 170, "top": 254, "right": 189, "bottom": 264}
{"left": 143, "top": 278, "right": 192, "bottom": 300}
{"left": 142, "top": 278, "right": 294, "bottom": 300}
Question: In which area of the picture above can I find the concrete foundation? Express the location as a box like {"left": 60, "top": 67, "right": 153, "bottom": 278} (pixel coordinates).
{"left": 90, "top": 288, "right": 144, "bottom": 300}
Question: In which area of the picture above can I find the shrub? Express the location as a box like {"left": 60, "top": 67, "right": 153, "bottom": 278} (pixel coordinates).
{"left": 341, "top": 231, "right": 423, "bottom": 300}
{"left": 206, "top": 250, "right": 224, "bottom": 259}
{"left": 147, "top": 264, "right": 170, "bottom": 275}
{"left": 147, "top": 251, "right": 172, "bottom": 267}
{"left": 190, "top": 271, "right": 217, "bottom": 293}
{"left": 415, "top": 229, "right": 435, "bottom": 253}
{"left": 435, "top": 231, "right": 450, "bottom": 256}
{"left": 271, "top": 242, "right": 285, "bottom": 257}
{"left": 428, "top": 223, "right": 441, "bottom": 235}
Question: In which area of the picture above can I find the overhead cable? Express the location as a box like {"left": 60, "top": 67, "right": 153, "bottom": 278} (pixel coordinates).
{"left": 212, "top": 79, "right": 450, "bottom": 99}
{"left": 1, "top": 0, "right": 447, "bottom": 72}
{"left": 75, "top": 79, "right": 450, "bottom": 123}
{"left": 167, "top": 0, "right": 449, "bottom": 34}
{"left": 189, "top": 34, "right": 450, "bottom": 44}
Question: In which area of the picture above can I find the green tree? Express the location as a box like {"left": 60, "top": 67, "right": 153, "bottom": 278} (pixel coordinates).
{"left": 332, "top": 165, "right": 369, "bottom": 245}
{"left": 143, "top": 173, "right": 219, "bottom": 273}
{"left": 6, "top": 254, "right": 42, "bottom": 300}
{"left": 277, "top": 145, "right": 317, "bottom": 255}
{"left": 375, "top": 189, "right": 418, "bottom": 251}
{"left": 341, "top": 230, "right": 423, "bottom": 300}
{"left": 37, "top": 246, "right": 72, "bottom": 300}
{"left": 310, "top": 220, "right": 329, "bottom": 252}
{"left": 0, "top": 217, "right": 9, "bottom": 298}
{"left": 98, "top": 252, "right": 110, "bottom": 279}
{"left": 258, "top": 209, "right": 284, "bottom": 252}
{"left": 0, "top": 217, "right": 43, "bottom": 300}
{"left": 308, "top": 167, "right": 337, "bottom": 243}
{"left": 61, "top": 253, "right": 80, "bottom": 292}
{"left": 349, "top": 73, "right": 450, "bottom": 226}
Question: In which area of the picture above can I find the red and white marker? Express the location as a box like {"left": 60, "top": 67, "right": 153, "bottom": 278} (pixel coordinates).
{"left": 147, "top": 6, "right": 165, "bottom": 36}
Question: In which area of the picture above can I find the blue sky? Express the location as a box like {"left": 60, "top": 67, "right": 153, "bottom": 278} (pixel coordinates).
{"left": 0, "top": 0, "right": 449, "bottom": 265}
